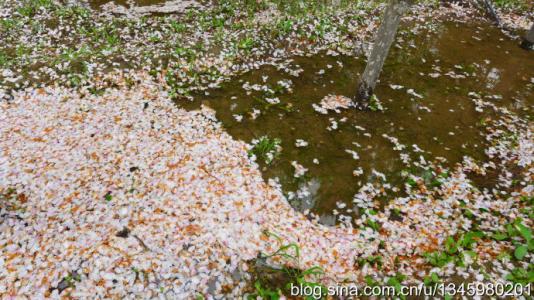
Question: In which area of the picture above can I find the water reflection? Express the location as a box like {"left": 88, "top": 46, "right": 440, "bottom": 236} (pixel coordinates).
{"left": 486, "top": 67, "right": 501, "bottom": 89}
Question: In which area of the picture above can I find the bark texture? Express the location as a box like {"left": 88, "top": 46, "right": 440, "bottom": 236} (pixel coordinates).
{"left": 356, "top": 0, "right": 408, "bottom": 104}
{"left": 480, "top": 0, "right": 501, "bottom": 27}
{"left": 521, "top": 23, "right": 534, "bottom": 50}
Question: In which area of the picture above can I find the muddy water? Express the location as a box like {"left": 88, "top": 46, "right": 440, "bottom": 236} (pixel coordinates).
{"left": 179, "top": 22, "right": 534, "bottom": 222}
{"left": 88, "top": 0, "right": 167, "bottom": 10}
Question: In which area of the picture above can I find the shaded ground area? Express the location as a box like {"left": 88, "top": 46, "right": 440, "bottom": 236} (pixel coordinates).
{"left": 180, "top": 21, "right": 534, "bottom": 222}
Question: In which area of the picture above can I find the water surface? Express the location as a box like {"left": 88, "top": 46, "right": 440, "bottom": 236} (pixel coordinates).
{"left": 179, "top": 21, "right": 534, "bottom": 223}
{"left": 87, "top": 0, "right": 167, "bottom": 10}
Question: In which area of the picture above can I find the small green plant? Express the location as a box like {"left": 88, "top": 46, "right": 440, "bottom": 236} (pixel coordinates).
{"left": 356, "top": 255, "right": 383, "bottom": 269}
{"left": 365, "top": 218, "right": 380, "bottom": 232}
{"left": 490, "top": 218, "right": 532, "bottom": 261}
{"left": 368, "top": 95, "right": 384, "bottom": 112}
{"left": 308, "top": 19, "right": 331, "bottom": 41}
{"left": 238, "top": 37, "right": 255, "bottom": 52}
{"left": 249, "top": 231, "right": 326, "bottom": 300}
{"left": 364, "top": 275, "right": 379, "bottom": 286}
{"left": 493, "top": 0, "right": 530, "bottom": 12}
{"left": 169, "top": 20, "right": 187, "bottom": 33}
{"left": 248, "top": 281, "right": 281, "bottom": 300}
{"left": 104, "top": 192, "right": 112, "bottom": 201}
{"left": 505, "top": 266, "right": 534, "bottom": 285}
{"left": 276, "top": 19, "right": 293, "bottom": 36}
{"left": 16, "top": 0, "right": 53, "bottom": 17}
{"left": 174, "top": 47, "right": 196, "bottom": 62}
{"left": 0, "top": 51, "right": 10, "bottom": 68}
{"left": 423, "top": 272, "right": 441, "bottom": 286}
{"left": 386, "top": 273, "right": 407, "bottom": 300}
{"left": 0, "top": 18, "right": 22, "bottom": 33}
{"left": 56, "top": 272, "right": 81, "bottom": 292}
{"left": 362, "top": 209, "right": 381, "bottom": 232}
{"left": 249, "top": 136, "right": 282, "bottom": 165}
{"left": 405, "top": 168, "right": 449, "bottom": 189}
{"left": 64, "top": 273, "right": 81, "bottom": 286}
{"left": 148, "top": 35, "right": 162, "bottom": 43}
{"left": 424, "top": 251, "right": 454, "bottom": 268}
{"left": 424, "top": 231, "right": 484, "bottom": 268}
{"left": 17, "top": 5, "right": 36, "bottom": 17}
{"left": 406, "top": 176, "right": 418, "bottom": 187}
{"left": 67, "top": 74, "right": 84, "bottom": 87}
{"left": 428, "top": 169, "right": 449, "bottom": 188}
{"left": 55, "top": 6, "right": 90, "bottom": 19}
{"left": 211, "top": 16, "right": 225, "bottom": 28}
{"left": 519, "top": 195, "right": 534, "bottom": 205}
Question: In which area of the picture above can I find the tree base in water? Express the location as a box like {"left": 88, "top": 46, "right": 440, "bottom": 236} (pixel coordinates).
{"left": 354, "top": 82, "right": 372, "bottom": 109}
{"left": 520, "top": 39, "right": 533, "bottom": 50}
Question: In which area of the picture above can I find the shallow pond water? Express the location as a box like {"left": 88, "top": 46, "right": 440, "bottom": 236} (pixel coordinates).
{"left": 179, "top": 21, "right": 534, "bottom": 223}
{"left": 88, "top": 0, "right": 167, "bottom": 10}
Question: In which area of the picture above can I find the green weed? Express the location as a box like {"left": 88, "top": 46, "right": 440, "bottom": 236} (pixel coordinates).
{"left": 356, "top": 255, "right": 383, "bottom": 269}
{"left": 238, "top": 37, "right": 255, "bottom": 52}
{"left": 169, "top": 20, "right": 187, "bottom": 33}
{"left": 492, "top": 0, "right": 531, "bottom": 11}
{"left": 55, "top": 6, "right": 90, "bottom": 19}
{"left": 490, "top": 218, "right": 532, "bottom": 261}
{"left": 249, "top": 230, "right": 326, "bottom": 300}
{"left": 369, "top": 95, "right": 384, "bottom": 112}
{"left": 0, "top": 51, "right": 11, "bottom": 68}
{"left": 16, "top": 0, "right": 53, "bottom": 17}
{"left": 275, "top": 19, "right": 294, "bottom": 37}
{"left": 249, "top": 136, "right": 282, "bottom": 165}
{"left": 505, "top": 266, "right": 534, "bottom": 285}
{"left": 424, "top": 231, "right": 484, "bottom": 268}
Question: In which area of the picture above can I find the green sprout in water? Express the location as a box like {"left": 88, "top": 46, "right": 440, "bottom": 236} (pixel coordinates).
{"left": 249, "top": 136, "right": 282, "bottom": 165}
{"left": 368, "top": 95, "right": 384, "bottom": 112}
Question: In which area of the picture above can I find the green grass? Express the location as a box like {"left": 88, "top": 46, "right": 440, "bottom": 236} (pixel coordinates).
{"left": 493, "top": 0, "right": 532, "bottom": 11}
{"left": 249, "top": 136, "right": 282, "bottom": 165}
{"left": 55, "top": 6, "right": 90, "bottom": 19}
{"left": 424, "top": 231, "right": 485, "bottom": 268}
{"left": 16, "top": 0, "right": 53, "bottom": 17}
{"left": 421, "top": 220, "right": 533, "bottom": 286}
{"left": 0, "top": 0, "right": 441, "bottom": 96}
{"left": 0, "top": 51, "right": 11, "bottom": 68}
{"left": 248, "top": 230, "right": 326, "bottom": 300}
{"left": 505, "top": 266, "right": 534, "bottom": 285}
{"left": 490, "top": 218, "right": 532, "bottom": 262}
{"left": 369, "top": 95, "right": 384, "bottom": 112}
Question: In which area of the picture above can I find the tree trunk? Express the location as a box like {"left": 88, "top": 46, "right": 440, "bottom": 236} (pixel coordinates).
{"left": 521, "top": 23, "right": 534, "bottom": 50}
{"left": 356, "top": 0, "right": 409, "bottom": 104}
{"left": 480, "top": 0, "right": 501, "bottom": 27}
